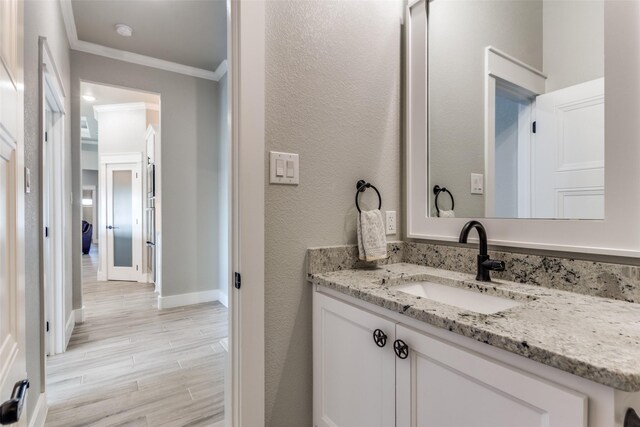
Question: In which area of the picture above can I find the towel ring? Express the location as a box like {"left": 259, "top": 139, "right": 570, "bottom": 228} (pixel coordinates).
{"left": 433, "top": 185, "right": 454, "bottom": 216}
{"left": 355, "top": 180, "right": 382, "bottom": 213}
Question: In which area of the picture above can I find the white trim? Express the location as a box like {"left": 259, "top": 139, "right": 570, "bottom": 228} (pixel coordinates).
{"left": 93, "top": 102, "right": 159, "bottom": 119}
{"left": 229, "top": 0, "right": 265, "bottom": 424}
{"left": 405, "top": 2, "right": 640, "bottom": 258}
{"left": 59, "top": 0, "right": 226, "bottom": 82}
{"left": 74, "top": 306, "right": 85, "bottom": 324}
{"left": 484, "top": 48, "right": 545, "bottom": 218}
{"left": 28, "top": 392, "right": 48, "bottom": 427}
{"left": 218, "top": 291, "right": 228, "bottom": 308}
{"left": 64, "top": 311, "right": 75, "bottom": 350}
{"left": 158, "top": 289, "right": 225, "bottom": 310}
{"left": 40, "top": 37, "right": 68, "bottom": 357}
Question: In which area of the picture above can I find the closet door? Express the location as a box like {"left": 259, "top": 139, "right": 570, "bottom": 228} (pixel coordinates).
{"left": 313, "top": 292, "right": 396, "bottom": 427}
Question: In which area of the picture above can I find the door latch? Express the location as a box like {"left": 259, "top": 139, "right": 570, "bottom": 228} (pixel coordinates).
{"left": 0, "top": 379, "right": 29, "bottom": 425}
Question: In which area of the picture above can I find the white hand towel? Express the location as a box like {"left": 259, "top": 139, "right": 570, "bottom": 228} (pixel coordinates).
{"left": 357, "top": 209, "right": 387, "bottom": 262}
{"left": 438, "top": 210, "right": 455, "bottom": 218}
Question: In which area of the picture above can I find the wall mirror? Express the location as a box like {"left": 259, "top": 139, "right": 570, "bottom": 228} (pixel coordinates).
{"left": 406, "top": 0, "right": 640, "bottom": 256}
{"left": 428, "top": 0, "right": 604, "bottom": 220}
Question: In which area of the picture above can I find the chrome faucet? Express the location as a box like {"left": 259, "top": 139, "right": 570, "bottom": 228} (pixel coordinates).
{"left": 458, "top": 220, "right": 505, "bottom": 282}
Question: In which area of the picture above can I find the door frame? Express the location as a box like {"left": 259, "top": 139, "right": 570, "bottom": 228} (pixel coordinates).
{"left": 98, "top": 152, "right": 144, "bottom": 283}
{"left": 227, "top": 0, "right": 265, "bottom": 424}
{"left": 484, "top": 46, "right": 546, "bottom": 218}
{"left": 39, "top": 36, "right": 68, "bottom": 358}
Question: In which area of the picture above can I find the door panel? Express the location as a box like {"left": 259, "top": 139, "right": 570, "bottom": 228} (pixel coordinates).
{"left": 0, "top": 0, "right": 27, "bottom": 423}
{"left": 396, "top": 325, "right": 587, "bottom": 427}
{"left": 533, "top": 78, "right": 604, "bottom": 219}
{"left": 106, "top": 163, "right": 141, "bottom": 281}
{"left": 313, "top": 292, "right": 396, "bottom": 427}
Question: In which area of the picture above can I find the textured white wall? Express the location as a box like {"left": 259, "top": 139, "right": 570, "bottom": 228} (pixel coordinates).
{"left": 23, "top": 0, "right": 71, "bottom": 420}
{"left": 265, "top": 1, "right": 403, "bottom": 425}
{"left": 428, "top": 0, "right": 543, "bottom": 218}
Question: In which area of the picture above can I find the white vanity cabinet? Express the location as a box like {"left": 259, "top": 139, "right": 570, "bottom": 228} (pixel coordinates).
{"left": 395, "top": 324, "right": 586, "bottom": 427}
{"left": 313, "top": 292, "right": 397, "bottom": 427}
{"left": 313, "top": 291, "right": 588, "bottom": 427}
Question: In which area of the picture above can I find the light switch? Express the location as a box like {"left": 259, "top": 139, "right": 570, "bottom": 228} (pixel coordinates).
{"left": 471, "top": 173, "right": 484, "bottom": 194}
{"left": 270, "top": 151, "right": 300, "bottom": 185}
{"left": 276, "top": 159, "right": 285, "bottom": 177}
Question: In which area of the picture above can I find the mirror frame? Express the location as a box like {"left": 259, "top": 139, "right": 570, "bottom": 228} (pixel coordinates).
{"left": 405, "top": 0, "right": 640, "bottom": 257}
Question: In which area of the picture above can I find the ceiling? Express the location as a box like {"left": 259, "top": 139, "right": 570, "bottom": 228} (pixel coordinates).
{"left": 70, "top": 0, "right": 227, "bottom": 73}
{"left": 81, "top": 82, "right": 160, "bottom": 141}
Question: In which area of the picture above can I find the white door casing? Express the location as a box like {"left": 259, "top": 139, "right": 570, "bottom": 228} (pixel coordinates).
{"left": 532, "top": 78, "right": 605, "bottom": 219}
{"left": 313, "top": 292, "right": 396, "bottom": 427}
{"left": 395, "top": 324, "right": 587, "bottom": 427}
{"left": 0, "top": 0, "right": 27, "bottom": 423}
{"left": 100, "top": 154, "right": 143, "bottom": 282}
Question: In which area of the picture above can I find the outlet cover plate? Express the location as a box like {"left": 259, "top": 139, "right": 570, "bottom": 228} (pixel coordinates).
{"left": 385, "top": 211, "right": 397, "bottom": 235}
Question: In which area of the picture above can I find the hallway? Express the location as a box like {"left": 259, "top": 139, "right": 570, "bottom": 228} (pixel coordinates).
{"left": 45, "top": 246, "right": 228, "bottom": 426}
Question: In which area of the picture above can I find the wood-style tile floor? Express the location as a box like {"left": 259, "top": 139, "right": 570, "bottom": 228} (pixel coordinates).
{"left": 45, "top": 245, "right": 228, "bottom": 426}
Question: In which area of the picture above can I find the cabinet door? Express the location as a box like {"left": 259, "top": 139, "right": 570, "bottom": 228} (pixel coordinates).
{"left": 313, "top": 292, "right": 396, "bottom": 427}
{"left": 395, "top": 325, "right": 587, "bottom": 427}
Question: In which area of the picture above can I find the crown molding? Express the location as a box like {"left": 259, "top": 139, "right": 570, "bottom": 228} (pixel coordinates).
{"left": 93, "top": 102, "right": 159, "bottom": 119}
{"left": 59, "top": 0, "right": 226, "bottom": 82}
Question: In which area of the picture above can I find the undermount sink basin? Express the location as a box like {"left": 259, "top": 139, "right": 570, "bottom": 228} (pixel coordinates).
{"left": 394, "top": 281, "right": 522, "bottom": 315}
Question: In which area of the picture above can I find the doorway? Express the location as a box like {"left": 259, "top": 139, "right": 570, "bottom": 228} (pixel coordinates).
{"left": 104, "top": 158, "right": 142, "bottom": 281}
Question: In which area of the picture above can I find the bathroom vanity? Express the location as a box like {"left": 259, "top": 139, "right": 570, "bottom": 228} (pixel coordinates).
{"left": 309, "top": 252, "right": 640, "bottom": 427}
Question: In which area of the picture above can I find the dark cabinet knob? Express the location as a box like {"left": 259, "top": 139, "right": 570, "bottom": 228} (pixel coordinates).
{"left": 625, "top": 408, "right": 640, "bottom": 427}
{"left": 394, "top": 339, "right": 409, "bottom": 359}
{"left": 373, "top": 329, "right": 387, "bottom": 348}
{"left": 0, "top": 379, "right": 29, "bottom": 425}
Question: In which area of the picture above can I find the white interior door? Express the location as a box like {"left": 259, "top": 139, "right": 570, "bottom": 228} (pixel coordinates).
{"left": 43, "top": 107, "right": 54, "bottom": 356}
{"left": 0, "top": 0, "right": 27, "bottom": 423}
{"left": 106, "top": 162, "right": 142, "bottom": 281}
{"left": 532, "top": 78, "right": 605, "bottom": 219}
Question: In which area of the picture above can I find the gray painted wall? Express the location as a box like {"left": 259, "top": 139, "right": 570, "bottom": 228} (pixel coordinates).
{"left": 543, "top": 0, "right": 604, "bottom": 91}
{"left": 264, "top": 1, "right": 403, "bottom": 425}
{"left": 429, "top": 0, "right": 543, "bottom": 218}
{"left": 23, "top": 0, "right": 71, "bottom": 419}
{"left": 216, "top": 74, "right": 229, "bottom": 301}
{"left": 70, "top": 51, "right": 222, "bottom": 309}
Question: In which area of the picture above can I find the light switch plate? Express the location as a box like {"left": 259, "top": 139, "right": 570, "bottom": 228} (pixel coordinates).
{"left": 385, "top": 211, "right": 397, "bottom": 235}
{"left": 270, "top": 151, "right": 299, "bottom": 185}
{"left": 471, "top": 173, "right": 484, "bottom": 194}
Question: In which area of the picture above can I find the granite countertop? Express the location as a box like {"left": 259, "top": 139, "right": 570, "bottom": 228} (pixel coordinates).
{"left": 309, "top": 262, "right": 640, "bottom": 392}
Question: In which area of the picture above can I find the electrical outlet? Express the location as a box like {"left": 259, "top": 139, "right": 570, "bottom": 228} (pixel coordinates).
{"left": 471, "top": 173, "right": 484, "bottom": 194}
{"left": 385, "top": 211, "right": 397, "bottom": 235}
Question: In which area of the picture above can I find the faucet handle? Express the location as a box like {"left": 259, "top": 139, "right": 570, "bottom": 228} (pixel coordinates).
{"left": 481, "top": 259, "right": 505, "bottom": 272}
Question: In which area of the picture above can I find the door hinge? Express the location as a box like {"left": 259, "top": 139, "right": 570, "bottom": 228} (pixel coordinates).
{"left": 46, "top": 321, "right": 49, "bottom": 332}
{"left": 45, "top": 131, "right": 48, "bottom": 142}
{"left": 532, "top": 121, "right": 537, "bottom": 134}
{"left": 234, "top": 272, "right": 241, "bottom": 290}
{"left": 44, "top": 226, "right": 49, "bottom": 238}
{"left": 136, "top": 265, "right": 139, "bottom": 271}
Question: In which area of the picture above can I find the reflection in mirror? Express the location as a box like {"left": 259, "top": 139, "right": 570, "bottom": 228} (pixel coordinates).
{"left": 428, "top": 0, "right": 604, "bottom": 219}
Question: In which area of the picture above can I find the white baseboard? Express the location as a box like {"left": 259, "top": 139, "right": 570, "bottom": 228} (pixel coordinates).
{"left": 28, "top": 392, "right": 48, "bottom": 427}
{"left": 65, "top": 311, "right": 75, "bottom": 350}
{"left": 74, "top": 306, "right": 85, "bottom": 324}
{"left": 158, "top": 289, "right": 226, "bottom": 310}
{"left": 218, "top": 291, "right": 228, "bottom": 308}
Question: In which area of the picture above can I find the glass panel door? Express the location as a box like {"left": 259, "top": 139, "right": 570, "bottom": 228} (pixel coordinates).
{"left": 112, "top": 170, "right": 133, "bottom": 267}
